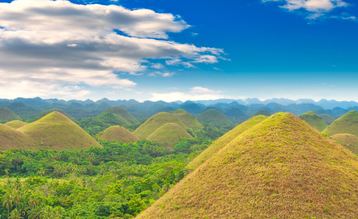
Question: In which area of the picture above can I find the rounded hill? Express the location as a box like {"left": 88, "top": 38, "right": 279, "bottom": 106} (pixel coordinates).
{"left": 323, "top": 110, "right": 358, "bottom": 136}
{"left": 98, "top": 126, "right": 139, "bottom": 143}
{"left": 197, "top": 108, "right": 232, "bottom": 129}
{"left": 0, "top": 124, "right": 34, "bottom": 150}
{"left": 147, "top": 123, "right": 193, "bottom": 148}
{"left": 5, "top": 120, "right": 28, "bottom": 129}
{"left": 299, "top": 111, "right": 327, "bottom": 131}
{"left": 138, "top": 113, "right": 358, "bottom": 219}
{"left": 331, "top": 133, "right": 358, "bottom": 154}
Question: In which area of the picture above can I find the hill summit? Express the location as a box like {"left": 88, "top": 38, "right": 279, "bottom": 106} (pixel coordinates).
{"left": 138, "top": 113, "right": 358, "bottom": 218}
{"left": 299, "top": 111, "right": 327, "bottom": 131}
{"left": 19, "top": 111, "right": 100, "bottom": 149}
{"left": 98, "top": 125, "right": 139, "bottom": 143}
{"left": 323, "top": 110, "right": 358, "bottom": 137}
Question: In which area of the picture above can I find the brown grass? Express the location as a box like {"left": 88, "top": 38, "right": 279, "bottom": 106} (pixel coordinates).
{"left": 98, "top": 125, "right": 139, "bottom": 143}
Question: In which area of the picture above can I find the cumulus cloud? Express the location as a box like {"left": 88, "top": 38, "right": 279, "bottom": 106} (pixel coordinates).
{"left": 0, "top": 0, "right": 223, "bottom": 99}
{"left": 263, "top": 0, "right": 352, "bottom": 19}
{"left": 150, "top": 86, "right": 226, "bottom": 102}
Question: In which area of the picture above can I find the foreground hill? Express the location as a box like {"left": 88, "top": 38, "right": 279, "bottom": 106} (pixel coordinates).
{"left": 187, "top": 115, "right": 267, "bottom": 170}
{"left": 147, "top": 123, "right": 193, "bottom": 148}
{"left": 331, "top": 133, "right": 358, "bottom": 154}
{"left": 299, "top": 111, "right": 327, "bottom": 131}
{"left": 98, "top": 126, "right": 139, "bottom": 143}
{"left": 0, "top": 125, "right": 34, "bottom": 150}
{"left": 138, "top": 113, "right": 358, "bottom": 218}
{"left": 19, "top": 111, "right": 100, "bottom": 149}
{"left": 323, "top": 110, "right": 358, "bottom": 136}
{"left": 0, "top": 107, "right": 21, "bottom": 123}
{"left": 197, "top": 108, "right": 233, "bottom": 129}
{"left": 5, "top": 120, "right": 28, "bottom": 129}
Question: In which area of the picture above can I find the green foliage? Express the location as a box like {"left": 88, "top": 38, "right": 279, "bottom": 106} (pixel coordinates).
{"left": 300, "top": 111, "right": 327, "bottom": 131}
{"left": 197, "top": 108, "right": 233, "bottom": 130}
{"left": 323, "top": 110, "right": 358, "bottom": 137}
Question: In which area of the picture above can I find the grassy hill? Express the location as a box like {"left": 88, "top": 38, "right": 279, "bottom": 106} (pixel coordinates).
{"left": 197, "top": 108, "right": 233, "bottom": 129}
{"left": 98, "top": 125, "right": 139, "bottom": 143}
{"left": 134, "top": 110, "right": 202, "bottom": 139}
{"left": 323, "top": 110, "right": 358, "bottom": 136}
{"left": 331, "top": 133, "right": 358, "bottom": 154}
{"left": 19, "top": 111, "right": 100, "bottom": 149}
{"left": 138, "top": 113, "right": 358, "bottom": 218}
{"left": 147, "top": 123, "right": 193, "bottom": 148}
{"left": 0, "top": 107, "right": 21, "bottom": 123}
{"left": 299, "top": 111, "right": 327, "bottom": 131}
{"left": 0, "top": 125, "right": 34, "bottom": 150}
{"left": 187, "top": 115, "right": 267, "bottom": 170}
{"left": 80, "top": 107, "right": 139, "bottom": 135}
{"left": 5, "top": 120, "right": 28, "bottom": 129}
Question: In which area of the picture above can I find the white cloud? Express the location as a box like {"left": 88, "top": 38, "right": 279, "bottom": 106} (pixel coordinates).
{"left": 0, "top": 0, "right": 223, "bottom": 99}
{"left": 150, "top": 86, "right": 226, "bottom": 102}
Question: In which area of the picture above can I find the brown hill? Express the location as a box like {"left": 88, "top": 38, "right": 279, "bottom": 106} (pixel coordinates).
{"left": 5, "top": 120, "right": 28, "bottom": 129}
{"left": 147, "top": 123, "right": 193, "bottom": 148}
{"left": 0, "top": 125, "right": 34, "bottom": 150}
{"left": 98, "top": 126, "right": 139, "bottom": 143}
{"left": 331, "top": 133, "right": 358, "bottom": 154}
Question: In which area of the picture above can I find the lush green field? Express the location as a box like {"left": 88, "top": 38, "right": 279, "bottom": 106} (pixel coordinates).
{"left": 0, "top": 139, "right": 210, "bottom": 218}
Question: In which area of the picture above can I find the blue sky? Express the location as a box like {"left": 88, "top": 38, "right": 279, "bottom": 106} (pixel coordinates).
{"left": 0, "top": 0, "right": 357, "bottom": 101}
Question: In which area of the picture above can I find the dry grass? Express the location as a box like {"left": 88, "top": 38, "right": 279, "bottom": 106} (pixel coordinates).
{"left": 5, "top": 120, "right": 28, "bottom": 129}
{"left": 300, "top": 111, "right": 327, "bottom": 131}
{"left": 323, "top": 110, "right": 358, "bottom": 137}
{"left": 138, "top": 113, "right": 358, "bottom": 219}
{"left": 0, "top": 124, "right": 34, "bottom": 150}
{"left": 187, "top": 115, "right": 267, "bottom": 170}
{"left": 98, "top": 125, "right": 139, "bottom": 143}
{"left": 331, "top": 133, "right": 358, "bottom": 154}
{"left": 147, "top": 123, "right": 193, "bottom": 148}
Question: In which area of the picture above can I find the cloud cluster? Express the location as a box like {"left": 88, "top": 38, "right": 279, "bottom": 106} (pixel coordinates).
{"left": 0, "top": 0, "right": 222, "bottom": 99}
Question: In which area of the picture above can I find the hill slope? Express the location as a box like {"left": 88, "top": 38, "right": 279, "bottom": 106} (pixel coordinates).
{"left": 5, "top": 120, "right": 28, "bottom": 129}
{"left": 323, "top": 110, "right": 358, "bottom": 136}
{"left": 0, "top": 125, "right": 34, "bottom": 150}
{"left": 0, "top": 107, "right": 21, "bottom": 123}
{"left": 187, "top": 115, "right": 267, "bottom": 170}
{"left": 19, "top": 111, "right": 100, "bottom": 149}
{"left": 98, "top": 126, "right": 139, "bottom": 143}
{"left": 197, "top": 108, "right": 233, "bottom": 129}
{"left": 299, "top": 111, "right": 327, "bottom": 131}
{"left": 138, "top": 113, "right": 358, "bottom": 219}
{"left": 147, "top": 123, "right": 193, "bottom": 148}
{"left": 331, "top": 133, "right": 358, "bottom": 154}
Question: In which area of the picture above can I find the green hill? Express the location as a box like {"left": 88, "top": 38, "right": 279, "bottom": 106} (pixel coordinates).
{"left": 80, "top": 107, "right": 139, "bottom": 135}
{"left": 323, "top": 110, "right": 358, "bottom": 137}
{"left": 19, "top": 111, "right": 100, "bottom": 149}
{"left": 134, "top": 110, "right": 202, "bottom": 139}
{"left": 299, "top": 111, "right": 327, "bottom": 131}
{"left": 0, "top": 125, "right": 34, "bottom": 150}
{"left": 187, "top": 115, "right": 267, "bottom": 170}
{"left": 98, "top": 126, "right": 139, "bottom": 143}
{"left": 197, "top": 108, "right": 233, "bottom": 129}
{"left": 0, "top": 107, "right": 21, "bottom": 123}
{"left": 147, "top": 123, "right": 193, "bottom": 148}
{"left": 138, "top": 113, "right": 358, "bottom": 219}
{"left": 331, "top": 133, "right": 358, "bottom": 154}
{"left": 5, "top": 120, "right": 28, "bottom": 129}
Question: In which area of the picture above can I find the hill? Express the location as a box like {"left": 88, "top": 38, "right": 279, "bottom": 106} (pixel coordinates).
{"left": 197, "top": 108, "right": 233, "bottom": 129}
{"left": 323, "top": 110, "right": 358, "bottom": 136}
{"left": 138, "top": 113, "right": 358, "bottom": 218}
{"left": 187, "top": 115, "right": 267, "bottom": 170}
{"left": 331, "top": 133, "right": 358, "bottom": 154}
{"left": 80, "top": 107, "right": 139, "bottom": 135}
{"left": 5, "top": 120, "right": 28, "bottom": 129}
{"left": 19, "top": 111, "right": 100, "bottom": 149}
{"left": 299, "top": 111, "right": 327, "bottom": 131}
{"left": 0, "top": 125, "right": 34, "bottom": 150}
{"left": 98, "top": 126, "right": 139, "bottom": 143}
{"left": 0, "top": 107, "right": 21, "bottom": 123}
{"left": 134, "top": 110, "right": 202, "bottom": 139}
{"left": 147, "top": 123, "right": 193, "bottom": 148}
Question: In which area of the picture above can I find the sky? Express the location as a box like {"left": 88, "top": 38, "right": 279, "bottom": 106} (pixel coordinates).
{"left": 0, "top": 0, "right": 357, "bottom": 101}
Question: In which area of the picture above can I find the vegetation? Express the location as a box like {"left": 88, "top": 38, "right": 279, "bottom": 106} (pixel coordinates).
{"left": 98, "top": 126, "right": 139, "bottom": 143}
{"left": 187, "top": 115, "right": 267, "bottom": 170}
{"left": 331, "top": 133, "right": 358, "bottom": 154}
{"left": 299, "top": 111, "right": 327, "bottom": 131}
{"left": 80, "top": 107, "right": 139, "bottom": 135}
{"left": 4, "top": 120, "right": 28, "bottom": 129}
{"left": 0, "top": 107, "right": 21, "bottom": 123}
{"left": 0, "top": 125, "right": 34, "bottom": 150}
{"left": 139, "top": 113, "right": 358, "bottom": 218}
{"left": 197, "top": 108, "right": 233, "bottom": 130}
{"left": 323, "top": 110, "right": 358, "bottom": 136}
{"left": 19, "top": 111, "right": 100, "bottom": 149}
{"left": 147, "top": 123, "right": 193, "bottom": 149}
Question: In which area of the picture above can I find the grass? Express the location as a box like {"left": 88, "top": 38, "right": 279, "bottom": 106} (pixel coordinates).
{"left": 19, "top": 111, "right": 100, "bottom": 149}
{"left": 197, "top": 108, "right": 232, "bottom": 128}
{"left": 331, "top": 133, "right": 358, "bottom": 154}
{"left": 323, "top": 110, "right": 358, "bottom": 136}
{"left": 5, "top": 120, "right": 28, "bottom": 129}
{"left": 0, "top": 124, "right": 34, "bottom": 150}
{"left": 300, "top": 111, "right": 327, "bottom": 131}
{"left": 98, "top": 125, "right": 139, "bottom": 143}
{"left": 147, "top": 123, "right": 193, "bottom": 148}
{"left": 138, "top": 113, "right": 358, "bottom": 219}
{"left": 187, "top": 115, "right": 267, "bottom": 170}
{"left": 0, "top": 107, "right": 21, "bottom": 123}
